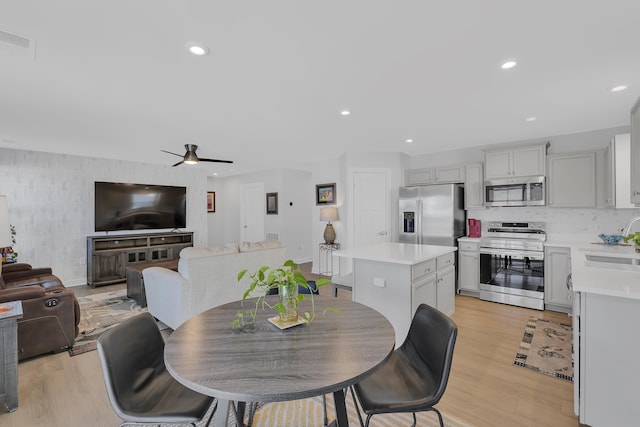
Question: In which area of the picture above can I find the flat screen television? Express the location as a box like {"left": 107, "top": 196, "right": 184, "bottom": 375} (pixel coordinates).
{"left": 95, "top": 181, "right": 187, "bottom": 232}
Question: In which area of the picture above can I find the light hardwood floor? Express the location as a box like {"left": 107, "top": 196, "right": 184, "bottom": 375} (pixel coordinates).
{"left": 1, "top": 268, "right": 578, "bottom": 427}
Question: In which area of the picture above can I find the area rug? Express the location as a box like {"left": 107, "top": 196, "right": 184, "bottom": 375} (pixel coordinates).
{"left": 514, "top": 316, "right": 573, "bottom": 382}
{"left": 247, "top": 393, "right": 471, "bottom": 427}
{"left": 69, "top": 289, "right": 167, "bottom": 356}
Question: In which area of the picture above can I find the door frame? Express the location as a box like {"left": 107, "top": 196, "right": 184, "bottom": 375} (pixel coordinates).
{"left": 346, "top": 167, "right": 392, "bottom": 252}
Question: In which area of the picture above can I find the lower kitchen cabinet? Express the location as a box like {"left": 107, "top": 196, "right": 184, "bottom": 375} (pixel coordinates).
{"left": 436, "top": 264, "right": 455, "bottom": 315}
{"left": 544, "top": 245, "right": 572, "bottom": 313}
{"left": 575, "top": 292, "right": 640, "bottom": 425}
{"left": 458, "top": 237, "right": 480, "bottom": 297}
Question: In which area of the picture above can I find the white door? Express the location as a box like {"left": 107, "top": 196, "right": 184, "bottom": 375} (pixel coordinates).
{"left": 240, "top": 183, "right": 264, "bottom": 242}
{"left": 353, "top": 170, "right": 389, "bottom": 247}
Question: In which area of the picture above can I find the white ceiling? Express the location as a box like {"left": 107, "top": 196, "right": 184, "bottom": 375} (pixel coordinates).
{"left": 1, "top": 1, "right": 640, "bottom": 177}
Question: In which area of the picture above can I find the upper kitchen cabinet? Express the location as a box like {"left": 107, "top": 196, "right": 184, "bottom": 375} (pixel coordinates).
{"left": 605, "top": 133, "right": 634, "bottom": 208}
{"left": 406, "top": 165, "right": 465, "bottom": 185}
{"left": 464, "top": 163, "right": 484, "bottom": 209}
{"left": 547, "top": 151, "right": 597, "bottom": 208}
{"left": 630, "top": 97, "right": 640, "bottom": 204}
{"left": 484, "top": 143, "right": 549, "bottom": 180}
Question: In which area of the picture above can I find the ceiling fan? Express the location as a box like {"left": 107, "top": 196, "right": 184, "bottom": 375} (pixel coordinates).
{"left": 161, "top": 144, "right": 234, "bottom": 167}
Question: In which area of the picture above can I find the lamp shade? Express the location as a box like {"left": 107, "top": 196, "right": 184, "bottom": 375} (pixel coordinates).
{"left": 319, "top": 207, "right": 339, "bottom": 222}
{"left": 0, "top": 196, "right": 11, "bottom": 247}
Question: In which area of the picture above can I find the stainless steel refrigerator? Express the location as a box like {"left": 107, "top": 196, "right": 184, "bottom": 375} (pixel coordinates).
{"left": 398, "top": 184, "right": 466, "bottom": 246}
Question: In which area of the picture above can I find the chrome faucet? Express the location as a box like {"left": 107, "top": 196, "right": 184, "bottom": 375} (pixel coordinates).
{"left": 621, "top": 216, "right": 640, "bottom": 236}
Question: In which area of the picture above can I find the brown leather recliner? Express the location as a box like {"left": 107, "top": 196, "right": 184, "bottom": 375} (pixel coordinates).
{"left": 1, "top": 264, "right": 80, "bottom": 360}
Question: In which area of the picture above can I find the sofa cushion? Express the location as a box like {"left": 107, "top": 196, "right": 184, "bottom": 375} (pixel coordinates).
{"left": 180, "top": 246, "right": 239, "bottom": 260}
{"left": 239, "top": 240, "right": 283, "bottom": 252}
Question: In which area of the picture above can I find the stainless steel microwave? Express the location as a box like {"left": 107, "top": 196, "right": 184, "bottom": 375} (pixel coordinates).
{"left": 484, "top": 176, "right": 545, "bottom": 207}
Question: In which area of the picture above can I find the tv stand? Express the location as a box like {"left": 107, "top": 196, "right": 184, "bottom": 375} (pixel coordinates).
{"left": 86, "top": 231, "right": 193, "bottom": 288}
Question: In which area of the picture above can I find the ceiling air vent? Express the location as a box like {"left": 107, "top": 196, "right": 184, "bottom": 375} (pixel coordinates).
{"left": 0, "top": 29, "right": 37, "bottom": 60}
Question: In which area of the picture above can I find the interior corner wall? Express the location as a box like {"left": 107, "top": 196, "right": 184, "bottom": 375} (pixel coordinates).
{"left": 0, "top": 147, "right": 209, "bottom": 287}
{"left": 216, "top": 168, "right": 313, "bottom": 263}
{"left": 207, "top": 176, "right": 225, "bottom": 246}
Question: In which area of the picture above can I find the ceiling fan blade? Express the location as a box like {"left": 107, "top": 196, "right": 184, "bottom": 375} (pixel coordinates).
{"left": 161, "top": 149, "right": 184, "bottom": 158}
{"left": 172, "top": 160, "right": 184, "bottom": 167}
{"left": 199, "top": 158, "right": 234, "bottom": 164}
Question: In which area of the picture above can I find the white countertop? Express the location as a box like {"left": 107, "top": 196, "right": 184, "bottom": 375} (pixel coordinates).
{"left": 333, "top": 242, "right": 457, "bottom": 266}
{"left": 569, "top": 242, "right": 640, "bottom": 300}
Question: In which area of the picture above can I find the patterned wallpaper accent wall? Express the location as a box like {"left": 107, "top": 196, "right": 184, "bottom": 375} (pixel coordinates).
{"left": 0, "top": 147, "right": 209, "bottom": 286}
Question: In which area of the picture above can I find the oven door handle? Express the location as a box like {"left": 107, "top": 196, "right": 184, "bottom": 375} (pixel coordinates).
{"left": 479, "top": 247, "right": 544, "bottom": 260}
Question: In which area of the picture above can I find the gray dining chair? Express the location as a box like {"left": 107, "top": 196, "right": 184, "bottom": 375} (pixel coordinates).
{"left": 97, "top": 312, "right": 216, "bottom": 426}
{"left": 350, "top": 303, "right": 458, "bottom": 427}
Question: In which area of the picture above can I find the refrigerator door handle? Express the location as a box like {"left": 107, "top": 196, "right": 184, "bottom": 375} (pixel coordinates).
{"left": 416, "top": 199, "right": 423, "bottom": 245}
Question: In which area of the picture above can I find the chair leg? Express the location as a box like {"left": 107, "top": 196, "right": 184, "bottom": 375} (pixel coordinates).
{"left": 322, "top": 394, "right": 328, "bottom": 427}
{"left": 348, "top": 386, "right": 366, "bottom": 427}
{"left": 411, "top": 412, "right": 417, "bottom": 427}
{"left": 432, "top": 407, "right": 444, "bottom": 427}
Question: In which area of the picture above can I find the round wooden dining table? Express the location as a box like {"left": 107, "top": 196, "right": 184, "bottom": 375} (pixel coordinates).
{"left": 164, "top": 295, "right": 395, "bottom": 427}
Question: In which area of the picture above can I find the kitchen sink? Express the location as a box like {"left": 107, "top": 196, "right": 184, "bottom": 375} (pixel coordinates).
{"left": 582, "top": 248, "right": 640, "bottom": 271}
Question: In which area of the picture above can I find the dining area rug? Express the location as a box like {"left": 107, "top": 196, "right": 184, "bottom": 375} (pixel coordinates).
{"left": 513, "top": 316, "right": 573, "bottom": 382}
{"left": 247, "top": 394, "right": 471, "bottom": 427}
{"left": 69, "top": 289, "right": 167, "bottom": 356}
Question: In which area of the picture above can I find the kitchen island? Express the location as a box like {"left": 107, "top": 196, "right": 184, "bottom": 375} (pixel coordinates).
{"left": 569, "top": 243, "right": 640, "bottom": 427}
{"left": 334, "top": 242, "right": 457, "bottom": 347}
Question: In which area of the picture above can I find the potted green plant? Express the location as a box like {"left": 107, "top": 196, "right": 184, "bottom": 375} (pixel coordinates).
{"left": 623, "top": 232, "right": 640, "bottom": 253}
{"left": 233, "top": 260, "right": 333, "bottom": 329}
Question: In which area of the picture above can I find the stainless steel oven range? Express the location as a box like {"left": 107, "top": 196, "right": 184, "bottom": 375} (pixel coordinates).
{"left": 479, "top": 221, "right": 546, "bottom": 310}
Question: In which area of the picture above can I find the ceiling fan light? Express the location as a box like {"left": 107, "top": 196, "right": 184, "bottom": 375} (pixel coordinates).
{"left": 184, "top": 151, "right": 199, "bottom": 164}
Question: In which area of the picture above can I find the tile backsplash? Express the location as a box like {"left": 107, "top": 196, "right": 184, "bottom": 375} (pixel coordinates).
{"left": 467, "top": 206, "right": 640, "bottom": 242}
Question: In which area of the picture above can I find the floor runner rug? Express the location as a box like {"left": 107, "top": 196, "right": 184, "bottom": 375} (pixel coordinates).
{"left": 514, "top": 316, "right": 573, "bottom": 382}
{"left": 245, "top": 393, "right": 471, "bottom": 427}
{"left": 69, "top": 289, "right": 167, "bottom": 356}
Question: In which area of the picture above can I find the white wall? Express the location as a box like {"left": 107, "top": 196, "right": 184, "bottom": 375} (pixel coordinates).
{"left": 211, "top": 168, "right": 313, "bottom": 263}
{"left": 0, "top": 147, "right": 209, "bottom": 286}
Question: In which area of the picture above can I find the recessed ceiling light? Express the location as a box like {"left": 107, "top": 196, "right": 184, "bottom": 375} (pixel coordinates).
{"left": 405, "top": 139, "right": 414, "bottom": 144}
{"left": 212, "top": 172, "right": 218, "bottom": 176}
{"left": 340, "top": 110, "right": 351, "bottom": 116}
{"left": 187, "top": 43, "right": 209, "bottom": 56}
{"left": 611, "top": 85, "right": 628, "bottom": 92}
{"left": 525, "top": 116, "right": 537, "bottom": 122}
{"left": 501, "top": 60, "right": 517, "bottom": 70}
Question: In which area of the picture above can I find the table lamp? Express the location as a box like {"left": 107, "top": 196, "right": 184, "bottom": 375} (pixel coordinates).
{"left": 320, "top": 207, "right": 339, "bottom": 244}
{"left": 0, "top": 196, "right": 11, "bottom": 274}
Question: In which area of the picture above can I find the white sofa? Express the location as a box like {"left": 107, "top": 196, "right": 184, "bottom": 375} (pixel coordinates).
{"left": 142, "top": 240, "right": 287, "bottom": 329}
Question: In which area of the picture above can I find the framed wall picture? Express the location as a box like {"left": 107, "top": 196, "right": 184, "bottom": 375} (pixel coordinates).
{"left": 266, "top": 192, "right": 278, "bottom": 215}
{"left": 207, "top": 192, "right": 216, "bottom": 213}
{"left": 316, "top": 183, "right": 337, "bottom": 205}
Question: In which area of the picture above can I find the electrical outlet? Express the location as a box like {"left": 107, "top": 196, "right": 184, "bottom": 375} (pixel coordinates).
{"left": 589, "top": 224, "right": 599, "bottom": 232}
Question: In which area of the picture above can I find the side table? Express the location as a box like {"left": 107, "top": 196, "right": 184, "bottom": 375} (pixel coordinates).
{"left": 0, "top": 300, "right": 23, "bottom": 412}
{"left": 318, "top": 243, "right": 340, "bottom": 276}
{"left": 126, "top": 259, "right": 179, "bottom": 307}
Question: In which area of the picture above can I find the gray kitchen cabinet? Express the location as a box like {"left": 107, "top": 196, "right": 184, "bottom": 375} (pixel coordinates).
{"left": 411, "top": 272, "right": 437, "bottom": 316}
{"left": 604, "top": 133, "right": 633, "bottom": 208}
{"left": 436, "top": 264, "right": 455, "bottom": 316}
{"left": 629, "top": 96, "right": 640, "bottom": 204}
{"left": 547, "top": 151, "right": 597, "bottom": 207}
{"left": 544, "top": 245, "right": 571, "bottom": 313}
{"left": 457, "top": 238, "right": 480, "bottom": 296}
{"left": 484, "top": 143, "right": 548, "bottom": 179}
{"left": 406, "top": 165, "right": 465, "bottom": 185}
{"left": 464, "top": 163, "right": 484, "bottom": 209}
